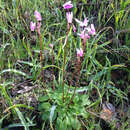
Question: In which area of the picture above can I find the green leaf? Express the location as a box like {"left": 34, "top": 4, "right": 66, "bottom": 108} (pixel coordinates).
{"left": 81, "top": 95, "right": 91, "bottom": 106}
{"left": 97, "top": 41, "right": 111, "bottom": 48}
{"left": 70, "top": 117, "right": 81, "bottom": 130}
{"left": 38, "top": 104, "right": 43, "bottom": 111}
{"left": 3, "top": 104, "right": 34, "bottom": 113}
{"left": 15, "top": 108, "right": 29, "bottom": 130}
{"left": 0, "top": 113, "right": 9, "bottom": 129}
{"left": 81, "top": 112, "right": 89, "bottom": 119}
{"left": 90, "top": 69, "right": 107, "bottom": 81}
{"left": 6, "top": 123, "right": 36, "bottom": 128}
{"left": 0, "top": 69, "right": 29, "bottom": 78}
{"left": 0, "top": 26, "right": 10, "bottom": 34}
{"left": 41, "top": 102, "right": 51, "bottom": 110}
{"left": 56, "top": 117, "right": 66, "bottom": 130}
{"left": 42, "top": 111, "right": 50, "bottom": 121}
{"left": 65, "top": 115, "right": 71, "bottom": 126}
{"left": 111, "top": 64, "right": 125, "bottom": 69}
{"left": 39, "top": 96, "right": 49, "bottom": 102}
{"left": 0, "top": 84, "right": 16, "bottom": 115}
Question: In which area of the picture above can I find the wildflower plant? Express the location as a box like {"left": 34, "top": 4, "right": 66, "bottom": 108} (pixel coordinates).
{"left": 30, "top": 11, "right": 46, "bottom": 90}
{"left": 62, "top": 1, "right": 73, "bottom": 102}
{"left": 37, "top": 1, "right": 99, "bottom": 129}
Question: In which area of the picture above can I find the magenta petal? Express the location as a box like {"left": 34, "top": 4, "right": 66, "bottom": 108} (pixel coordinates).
{"left": 87, "top": 24, "right": 96, "bottom": 35}
{"left": 34, "top": 10, "right": 42, "bottom": 21}
{"left": 72, "top": 24, "right": 76, "bottom": 32}
{"left": 30, "top": 21, "right": 36, "bottom": 31}
{"left": 64, "top": 5, "right": 73, "bottom": 9}
{"left": 85, "top": 34, "right": 90, "bottom": 39}
{"left": 76, "top": 48, "right": 83, "bottom": 57}
{"left": 63, "top": 1, "right": 73, "bottom": 9}
{"left": 75, "top": 18, "right": 88, "bottom": 27}
{"left": 90, "top": 24, "right": 96, "bottom": 35}
{"left": 83, "top": 18, "right": 88, "bottom": 26}
{"left": 66, "top": 12, "right": 73, "bottom": 23}
{"left": 79, "top": 30, "right": 90, "bottom": 39}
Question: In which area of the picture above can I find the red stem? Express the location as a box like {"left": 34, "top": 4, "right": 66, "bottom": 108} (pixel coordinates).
{"left": 65, "top": 61, "right": 76, "bottom": 99}
{"left": 62, "top": 23, "right": 69, "bottom": 102}
{"left": 52, "top": 50, "right": 55, "bottom": 90}
{"left": 37, "top": 24, "right": 44, "bottom": 87}
{"left": 83, "top": 38, "right": 86, "bottom": 52}
{"left": 68, "top": 57, "right": 81, "bottom": 106}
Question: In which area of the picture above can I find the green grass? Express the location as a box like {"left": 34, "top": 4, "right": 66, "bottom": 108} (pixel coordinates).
{"left": 0, "top": 0, "right": 129, "bottom": 129}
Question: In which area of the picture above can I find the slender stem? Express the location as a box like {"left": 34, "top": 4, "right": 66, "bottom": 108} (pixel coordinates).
{"left": 68, "top": 57, "right": 81, "bottom": 106}
{"left": 62, "top": 23, "right": 69, "bottom": 102}
{"left": 37, "top": 22, "right": 49, "bottom": 96}
{"left": 50, "top": 122, "right": 54, "bottom": 130}
{"left": 65, "top": 63, "right": 76, "bottom": 99}
{"left": 37, "top": 28, "right": 44, "bottom": 85}
{"left": 36, "top": 23, "right": 50, "bottom": 98}
{"left": 52, "top": 49, "right": 55, "bottom": 90}
{"left": 76, "top": 58, "right": 81, "bottom": 85}
{"left": 83, "top": 38, "right": 86, "bottom": 53}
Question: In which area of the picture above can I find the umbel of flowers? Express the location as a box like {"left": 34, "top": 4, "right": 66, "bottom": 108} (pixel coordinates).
{"left": 62, "top": 1, "right": 96, "bottom": 103}
{"left": 30, "top": 10, "right": 42, "bottom": 32}
{"left": 30, "top": 11, "right": 45, "bottom": 88}
{"left": 63, "top": 1, "right": 96, "bottom": 59}
{"left": 62, "top": 1, "right": 74, "bottom": 101}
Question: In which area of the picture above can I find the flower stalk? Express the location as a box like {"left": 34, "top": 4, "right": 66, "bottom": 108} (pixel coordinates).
{"left": 62, "top": 1, "right": 73, "bottom": 102}
{"left": 37, "top": 23, "right": 44, "bottom": 85}
{"left": 62, "top": 22, "right": 70, "bottom": 101}
{"left": 30, "top": 11, "right": 46, "bottom": 90}
{"left": 49, "top": 44, "right": 55, "bottom": 91}
{"left": 68, "top": 54, "right": 82, "bottom": 106}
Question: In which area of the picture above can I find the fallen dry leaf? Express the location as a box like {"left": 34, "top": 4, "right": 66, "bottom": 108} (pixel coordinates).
{"left": 100, "top": 102, "right": 116, "bottom": 122}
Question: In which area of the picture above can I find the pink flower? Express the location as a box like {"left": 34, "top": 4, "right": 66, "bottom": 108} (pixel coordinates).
{"left": 75, "top": 18, "right": 88, "bottom": 27}
{"left": 87, "top": 24, "right": 96, "bottom": 35}
{"left": 78, "top": 29, "right": 90, "bottom": 39}
{"left": 63, "top": 1, "right": 73, "bottom": 10}
{"left": 30, "top": 21, "right": 36, "bottom": 31}
{"left": 76, "top": 48, "right": 83, "bottom": 57}
{"left": 72, "top": 24, "right": 76, "bottom": 32}
{"left": 66, "top": 12, "right": 73, "bottom": 23}
{"left": 34, "top": 10, "right": 42, "bottom": 21}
